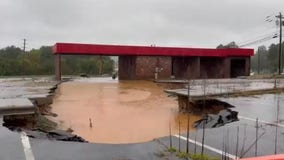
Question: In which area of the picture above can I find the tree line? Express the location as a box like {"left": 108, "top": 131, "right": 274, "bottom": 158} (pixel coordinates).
{"left": 0, "top": 46, "right": 114, "bottom": 76}
{"left": 1, "top": 42, "right": 282, "bottom": 76}
{"left": 250, "top": 43, "right": 284, "bottom": 74}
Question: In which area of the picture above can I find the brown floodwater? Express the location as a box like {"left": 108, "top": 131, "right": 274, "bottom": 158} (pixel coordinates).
{"left": 50, "top": 78, "right": 201, "bottom": 144}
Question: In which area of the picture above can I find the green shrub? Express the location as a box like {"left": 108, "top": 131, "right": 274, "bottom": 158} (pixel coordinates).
{"left": 190, "top": 153, "right": 219, "bottom": 160}
{"left": 167, "top": 147, "right": 177, "bottom": 153}
{"left": 176, "top": 152, "right": 190, "bottom": 159}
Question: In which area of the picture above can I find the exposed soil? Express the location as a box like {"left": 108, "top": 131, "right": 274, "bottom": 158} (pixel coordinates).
{"left": 3, "top": 104, "right": 58, "bottom": 132}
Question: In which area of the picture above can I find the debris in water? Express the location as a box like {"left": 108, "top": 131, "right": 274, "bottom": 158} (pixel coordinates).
{"left": 194, "top": 109, "right": 239, "bottom": 128}
{"left": 89, "top": 118, "right": 93, "bottom": 128}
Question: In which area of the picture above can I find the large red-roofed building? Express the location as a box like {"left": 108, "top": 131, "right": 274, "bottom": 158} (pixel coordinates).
{"left": 53, "top": 43, "right": 254, "bottom": 80}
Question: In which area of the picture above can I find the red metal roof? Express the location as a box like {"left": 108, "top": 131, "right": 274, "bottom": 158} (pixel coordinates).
{"left": 53, "top": 43, "right": 254, "bottom": 57}
{"left": 239, "top": 154, "right": 284, "bottom": 160}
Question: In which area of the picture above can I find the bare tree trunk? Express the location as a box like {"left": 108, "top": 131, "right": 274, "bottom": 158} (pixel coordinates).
{"left": 186, "top": 113, "right": 190, "bottom": 153}
{"left": 186, "top": 80, "right": 191, "bottom": 153}
{"left": 178, "top": 118, "right": 181, "bottom": 152}
{"left": 226, "top": 128, "right": 230, "bottom": 160}
{"left": 235, "top": 126, "right": 239, "bottom": 159}
{"left": 201, "top": 78, "right": 207, "bottom": 155}
{"left": 240, "top": 124, "right": 247, "bottom": 157}
{"left": 194, "top": 130, "right": 198, "bottom": 154}
{"left": 224, "top": 130, "right": 227, "bottom": 160}
{"left": 255, "top": 118, "right": 259, "bottom": 156}
{"left": 241, "top": 131, "right": 265, "bottom": 157}
{"left": 169, "top": 120, "right": 172, "bottom": 148}
{"left": 222, "top": 128, "right": 226, "bottom": 160}
{"left": 275, "top": 95, "right": 280, "bottom": 154}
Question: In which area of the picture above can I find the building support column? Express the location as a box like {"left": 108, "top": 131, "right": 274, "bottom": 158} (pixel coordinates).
{"left": 223, "top": 58, "right": 231, "bottom": 78}
{"left": 195, "top": 57, "right": 200, "bottom": 78}
{"left": 245, "top": 57, "right": 251, "bottom": 76}
{"left": 118, "top": 56, "right": 137, "bottom": 80}
{"left": 55, "top": 54, "right": 61, "bottom": 81}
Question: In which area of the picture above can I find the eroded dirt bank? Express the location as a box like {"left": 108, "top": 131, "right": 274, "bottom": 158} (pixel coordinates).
{"left": 50, "top": 79, "right": 202, "bottom": 143}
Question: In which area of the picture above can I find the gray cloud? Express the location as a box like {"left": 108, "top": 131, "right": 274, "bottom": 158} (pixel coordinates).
{"left": 0, "top": 0, "right": 283, "bottom": 50}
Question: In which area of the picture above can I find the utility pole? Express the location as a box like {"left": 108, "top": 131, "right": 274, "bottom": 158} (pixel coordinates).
{"left": 257, "top": 50, "right": 260, "bottom": 74}
{"left": 274, "top": 95, "right": 280, "bottom": 154}
{"left": 23, "top": 38, "right": 27, "bottom": 53}
{"left": 276, "top": 12, "right": 283, "bottom": 74}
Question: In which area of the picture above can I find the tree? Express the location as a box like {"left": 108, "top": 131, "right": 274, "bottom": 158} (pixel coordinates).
{"left": 216, "top": 41, "right": 239, "bottom": 49}
{"left": 267, "top": 43, "right": 279, "bottom": 73}
{"left": 0, "top": 45, "right": 114, "bottom": 76}
{"left": 251, "top": 45, "right": 268, "bottom": 74}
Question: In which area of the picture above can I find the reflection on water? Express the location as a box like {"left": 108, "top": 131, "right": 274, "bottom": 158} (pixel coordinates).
{"left": 51, "top": 78, "right": 201, "bottom": 143}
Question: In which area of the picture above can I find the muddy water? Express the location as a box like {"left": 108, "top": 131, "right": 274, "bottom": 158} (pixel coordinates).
{"left": 51, "top": 78, "right": 201, "bottom": 144}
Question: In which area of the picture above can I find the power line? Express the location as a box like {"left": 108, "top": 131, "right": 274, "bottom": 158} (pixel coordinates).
{"left": 237, "top": 13, "right": 280, "bottom": 47}
{"left": 238, "top": 31, "right": 277, "bottom": 45}
{"left": 239, "top": 32, "right": 278, "bottom": 47}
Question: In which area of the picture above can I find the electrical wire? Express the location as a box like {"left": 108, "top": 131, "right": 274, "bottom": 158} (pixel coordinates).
{"left": 238, "top": 31, "right": 278, "bottom": 45}
{"left": 236, "top": 13, "right": 279, "bottom": 48}
{"left": 239, "top": 35, "right": 277, "bottom": 47}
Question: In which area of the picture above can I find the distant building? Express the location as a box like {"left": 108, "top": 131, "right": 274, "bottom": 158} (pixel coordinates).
{"left": 53, "top": 43, "right": 253, "bottom": 80}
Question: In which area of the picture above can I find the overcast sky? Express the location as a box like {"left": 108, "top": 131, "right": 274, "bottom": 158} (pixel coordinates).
{"left": 0, "top": 0, "right": 283, "bottom": 50}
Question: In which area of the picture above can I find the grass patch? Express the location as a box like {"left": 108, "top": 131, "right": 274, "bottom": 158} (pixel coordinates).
{"left": 176, "top": 152, "right": 190, "bottom": 159}
{"left": 190, "top": 153, "right": 219, "bottom": 160}
{"left": 176, "top": 152, "right": 220, "bottom": 160}
{"left": 167, "top": 147, "right": 177, "bottom": 153}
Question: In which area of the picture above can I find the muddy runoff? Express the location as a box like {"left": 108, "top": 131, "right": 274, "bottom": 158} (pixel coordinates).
{"left": 49, "top": 78, "right": 238, "bottom": 144}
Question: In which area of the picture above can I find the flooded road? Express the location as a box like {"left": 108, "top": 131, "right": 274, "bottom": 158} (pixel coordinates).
{"left": 48, "top": 77, "right": 284, "bottom": 157}
{"left": 219, "top": 94, "right": 284, "bottom": 125}
{"left": 51, "top": 78, "right": 201, "bottom": 143}
{"left": 1, "top": 77, "right": 283, "bottom": 158}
